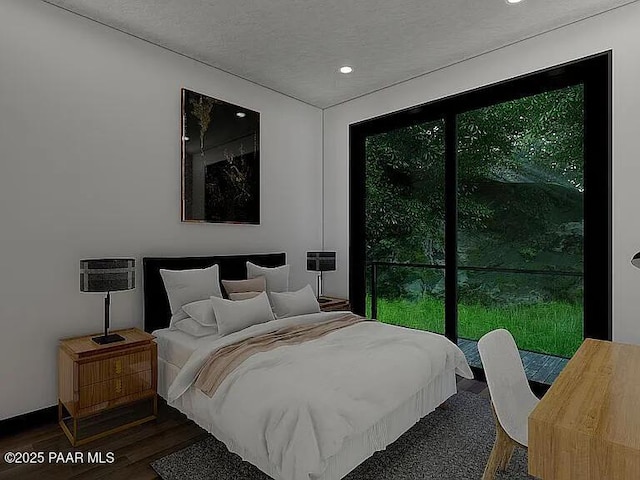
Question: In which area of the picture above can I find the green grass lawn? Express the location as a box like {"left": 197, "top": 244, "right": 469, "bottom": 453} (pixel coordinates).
{"left": 367, "top": 296, "right": 582, "bottom": 358}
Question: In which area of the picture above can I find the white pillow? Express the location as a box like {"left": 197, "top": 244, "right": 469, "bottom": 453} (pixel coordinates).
{"left": 169, "top": 310, "right": 190, "bottom": 327}
{"left": 174, "top": 317, "right": 219, "bottom": 337}
{"left": 246, "top": 262, "right": 289, "bottom": 293}
{"left": 160, "top": 265, "right": 223, "bottom": 329}
{"left": 211, "top": 291, "right": 274, "bottom": 336}
{"left": 182, "top": 299, "right": 216, "bottom": 326}
{"left": 270, "top": 284, "right": 321, "bottom": 319}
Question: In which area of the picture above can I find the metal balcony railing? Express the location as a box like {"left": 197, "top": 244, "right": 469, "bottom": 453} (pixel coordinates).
{"left": 368, "top": 261, "right": 583, "bottom": 320}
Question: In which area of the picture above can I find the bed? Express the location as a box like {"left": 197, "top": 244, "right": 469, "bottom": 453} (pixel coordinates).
{"left": 144, "top": 254, "right": 473, "bottom": 480}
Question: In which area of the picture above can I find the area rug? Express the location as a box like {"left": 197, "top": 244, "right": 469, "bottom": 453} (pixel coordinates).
{"left": 151, "top": 391, "right": 533, "bottom": 479}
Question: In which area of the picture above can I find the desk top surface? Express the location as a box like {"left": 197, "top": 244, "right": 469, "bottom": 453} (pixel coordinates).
{"left": 530, "top": 338, "right": 640, "bottom": 450}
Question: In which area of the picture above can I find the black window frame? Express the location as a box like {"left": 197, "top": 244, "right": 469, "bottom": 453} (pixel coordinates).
{"left": 349, "top": 51, "right": 612, "bottom": 345}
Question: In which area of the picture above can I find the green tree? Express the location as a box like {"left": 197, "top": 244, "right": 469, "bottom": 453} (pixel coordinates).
{"left": 366, "top": 84, "right": 584, "bottom": 300}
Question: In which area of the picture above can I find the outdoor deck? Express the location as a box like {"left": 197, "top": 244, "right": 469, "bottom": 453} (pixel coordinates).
{"left": 457, "top": 338, "right": 568, "bottom": 385}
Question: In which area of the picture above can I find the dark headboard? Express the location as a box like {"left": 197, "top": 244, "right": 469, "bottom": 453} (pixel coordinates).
{"left": 143, "top": 252, "right": 287, "bottom": 333}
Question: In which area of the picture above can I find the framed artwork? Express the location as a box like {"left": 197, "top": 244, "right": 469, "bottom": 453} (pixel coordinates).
{"left": 181, "top": 88, "right": 260, "bottom": 224}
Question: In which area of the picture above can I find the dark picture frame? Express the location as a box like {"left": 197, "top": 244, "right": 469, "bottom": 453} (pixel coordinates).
{"left": 181, "top": 88, "right": 260, "bottom": 224}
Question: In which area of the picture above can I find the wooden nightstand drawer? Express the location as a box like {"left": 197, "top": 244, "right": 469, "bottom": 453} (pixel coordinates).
{"left": 79, "top": 370, "right": 152, "bottom": 409}
{"left": 58, "top": 328, "right": 157, "bottom": 446}
{"left": 79, "top": 350, "right": 151, "bottom": 387}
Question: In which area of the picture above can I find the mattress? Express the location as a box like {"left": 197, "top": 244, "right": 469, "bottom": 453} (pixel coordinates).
{"left": 153, "top": 327, "right": 221, "bottom": 368}
{"left": 157, "top": 357, "right": 458, "bottom": 480}
{"left": 156, "top": 312, "right": 470, "bottom": 480}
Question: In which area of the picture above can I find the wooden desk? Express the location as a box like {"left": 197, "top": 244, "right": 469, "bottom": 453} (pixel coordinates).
{"left": 528, "top": 339, "right": 640, "bottom": 479}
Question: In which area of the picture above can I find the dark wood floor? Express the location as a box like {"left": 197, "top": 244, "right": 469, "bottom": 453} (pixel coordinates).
{"left": 0, "top": 377, "right": 488, "bottom": 480}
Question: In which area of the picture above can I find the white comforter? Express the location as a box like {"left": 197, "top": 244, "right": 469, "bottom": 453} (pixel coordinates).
{"left": 168, "top": 311, "right": 473, "bottom": 480}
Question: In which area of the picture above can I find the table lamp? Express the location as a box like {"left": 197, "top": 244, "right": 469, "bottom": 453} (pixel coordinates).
{"left": 306, "top": 251, "right": 336, "bottom": 303}
{"left": 632, "top": 252, "right": 640, "bottom": 268}
{"left": 80, "top": 258, "right": 136, "bottom": 345}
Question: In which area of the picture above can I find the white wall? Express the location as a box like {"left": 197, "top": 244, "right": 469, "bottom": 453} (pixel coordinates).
{"left": 0, "top": 0, "right": 323, "bottom": 420}
{"left": 323, "top": 3, "right": 640, "bottom": 344}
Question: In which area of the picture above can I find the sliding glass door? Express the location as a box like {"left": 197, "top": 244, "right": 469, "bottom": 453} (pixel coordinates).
{"left": 456, "top": 85, "right": 584, "bottom": 358}
{"left": 364, "top": 120, "right": 446, "bottom": 334}
{"left": 350, "top": 53, "right": 611, "bottom": 382}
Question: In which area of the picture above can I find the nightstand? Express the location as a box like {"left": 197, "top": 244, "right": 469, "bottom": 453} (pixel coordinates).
{"left": 318, "top": 296, "right": 350, "bottom": 312}
{"left": 58, "top": 328, "right": 157, "bottom": 446}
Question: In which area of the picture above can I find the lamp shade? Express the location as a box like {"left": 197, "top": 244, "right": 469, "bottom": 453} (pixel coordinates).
{"left": 633, "top": 252, "right": 640, "bottom": 269}
{"left": 306, "top": 251, "right": 336, "bottom": 272}
{"left": 80, "top": 258, "right": 136, "bottom": 293}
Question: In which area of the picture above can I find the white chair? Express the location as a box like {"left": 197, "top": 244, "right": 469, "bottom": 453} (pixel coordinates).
{"left": 477, "top": 329, "right": 540, "bottom": 480}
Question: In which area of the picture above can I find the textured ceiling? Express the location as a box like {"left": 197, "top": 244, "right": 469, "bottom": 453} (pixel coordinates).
{"left": 45, "top": 0, "right": 634, "bottom": 108}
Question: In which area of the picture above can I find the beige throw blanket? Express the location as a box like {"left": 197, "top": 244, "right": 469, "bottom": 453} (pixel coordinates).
{"left": 195, "top": 313, "right": 364, "bottom": 397}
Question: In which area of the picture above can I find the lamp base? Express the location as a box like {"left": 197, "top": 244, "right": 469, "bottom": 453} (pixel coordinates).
{"left": 92, "top": 333, "right": 125, "bottom": 345}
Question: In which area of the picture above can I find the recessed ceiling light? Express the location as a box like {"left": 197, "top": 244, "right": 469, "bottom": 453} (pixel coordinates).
{"left": 506, "top": 0, "right": 523, "bottom": 4}
{"left": 236, "top": 112, "right": 246, "bottom": 118}
{"left": 339, "top": 66, "right": 353, "bottom": 74}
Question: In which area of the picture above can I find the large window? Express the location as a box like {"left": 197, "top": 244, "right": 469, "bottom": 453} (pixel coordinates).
{"left": 350, "top": 53, "right": 611, "bottom": 380}
{"left": 364, "top": 120, "right": 446, "bottom": 334}
{"left": 456, "top": 85, "right": 584, "bottom": 358}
